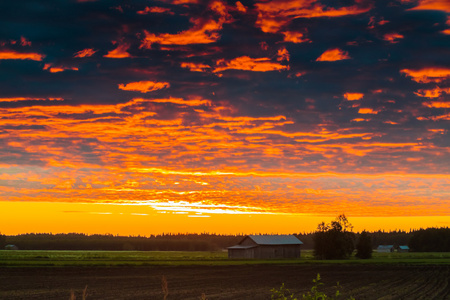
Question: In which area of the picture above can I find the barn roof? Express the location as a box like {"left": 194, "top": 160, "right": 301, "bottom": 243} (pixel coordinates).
{"left": 227, "top": 245, "right": 256, "bottom": 249}
{"left": 377, "top": 245, "right": 394, "bottom": 249}
{"left": 398, "top": 245, "right": 409, "bottom": 250}
{"left": 247, "top": 235, "right": 303, "bottom": 245}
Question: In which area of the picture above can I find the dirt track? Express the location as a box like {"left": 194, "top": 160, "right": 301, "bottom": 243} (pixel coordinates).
{"left": 1, "top": 264, "right": 449, "bottom": 299}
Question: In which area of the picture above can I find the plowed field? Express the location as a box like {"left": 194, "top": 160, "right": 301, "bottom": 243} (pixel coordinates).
{"left": 1, "top": 264, "right": 449, "bottom": 299}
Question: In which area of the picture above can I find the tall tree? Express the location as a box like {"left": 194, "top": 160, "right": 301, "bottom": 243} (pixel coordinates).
{"left": 355, "top": 230, "right": 372, "bottom": 259}
{"left": 0, "top": 233, "right": 6, "bottom": 248}
{"left": 313, "top": 214, "right": 355, "bottom": 259}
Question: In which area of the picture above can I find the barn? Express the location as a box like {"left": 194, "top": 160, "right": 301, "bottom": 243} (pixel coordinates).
{"left": 5, "top": 244, "right": 19, "bottom": 250}
{"left": 227, "top": 235, "right": 303, "bottom": 259}
{"left": 377, "top": 245, "right": 394, "bottom": 253}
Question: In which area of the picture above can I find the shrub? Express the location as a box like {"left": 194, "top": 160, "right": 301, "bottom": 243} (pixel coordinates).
{"left": 270, "top": 274, "right": 355, "bottom": 300}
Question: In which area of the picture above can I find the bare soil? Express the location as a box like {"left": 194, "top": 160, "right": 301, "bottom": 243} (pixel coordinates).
{"left": 1, "top": 264, "right": 449, "bottom": 299}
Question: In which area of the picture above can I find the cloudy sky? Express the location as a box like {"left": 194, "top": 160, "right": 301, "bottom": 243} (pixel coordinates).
{"left": 0, "top": 0, "right": 449, "bottom": 234}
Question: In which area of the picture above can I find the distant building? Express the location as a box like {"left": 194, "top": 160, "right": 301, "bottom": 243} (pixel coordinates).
{"left": 397, "top": 245, "right": 410, "bottom": 253}
{"left": 5, "top": 244, "right": 18, "bottom": 250}
{"left": 377, "top": 245, "right": 394, "bottom": 253}
{"left": 227, "top": 235, "right": 303, "bottom": 259}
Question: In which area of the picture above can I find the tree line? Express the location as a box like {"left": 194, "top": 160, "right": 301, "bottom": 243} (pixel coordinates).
{"left": 1, "top": 224, "right": 448, "bottom": 254}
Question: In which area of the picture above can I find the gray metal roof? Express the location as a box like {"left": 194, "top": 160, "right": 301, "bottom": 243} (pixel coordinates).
{"left": 247, "top": 235, "right": 303, "bottom": 245}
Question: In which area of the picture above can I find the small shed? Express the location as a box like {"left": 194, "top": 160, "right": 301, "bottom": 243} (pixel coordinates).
{"left": 377, "top": 245, "right": 394, "bottom": 253}
{"left": 5, "top": 244, "right": 19, "bottom": 250}
{"left": 228, "top": 235, "right": 303, "bottom": 259}
{"left": 397, "top": 245, "right": 409, "bottom": 253}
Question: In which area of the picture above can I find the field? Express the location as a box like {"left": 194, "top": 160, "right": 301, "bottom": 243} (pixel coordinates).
{"left": 1, "top": 250, "right": 449, "bottom": 299}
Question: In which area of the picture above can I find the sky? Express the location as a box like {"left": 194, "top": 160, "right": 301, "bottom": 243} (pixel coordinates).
{"left": 0, "top": 0, "right": 449, "bottom": 235}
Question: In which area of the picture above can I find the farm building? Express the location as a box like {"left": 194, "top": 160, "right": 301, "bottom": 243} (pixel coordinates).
{"left": 227, "top": 235, "right": 303, "bottom": 259}
{"left": 5, "top": 244, "right": 18, "bottom": 250}
{"left": 397, "top": 245, "right": 409, "bottom": 252}
{"left": 377, "top": 245, "right": 394, "bottom": 252}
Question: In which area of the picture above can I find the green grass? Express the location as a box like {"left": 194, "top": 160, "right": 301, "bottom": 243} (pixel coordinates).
{"left": 0, "top": 250, "right": 449, "bottom": 267}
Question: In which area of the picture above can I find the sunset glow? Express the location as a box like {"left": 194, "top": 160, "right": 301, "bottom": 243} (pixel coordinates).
{"left": 0, "top": 0, "right": 448, "bottom": 235}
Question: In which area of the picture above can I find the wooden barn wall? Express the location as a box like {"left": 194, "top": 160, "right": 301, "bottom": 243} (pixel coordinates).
{"left": 228, "top": 248, "right": 255, "bottom": 259}
{"left": 254, "top": 245, "right": 301, "bottom": 259}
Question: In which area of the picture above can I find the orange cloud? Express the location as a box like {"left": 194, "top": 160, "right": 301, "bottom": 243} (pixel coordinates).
{"left": 401, "top": 67, "right": 450, "bottom": 83}
{"left": 277, "top": 47, "right": 289, "bottom": 62}
{"left": 235, "top": 1, "right": 247, "bottom": 13}
{"left": 423, "top": 101, "right": 450, "bottom": 108}
{"left": 344, "top": 93, "right": 364, "bottom": 101}
{"left": 0, "top": 97, "right": 64, "bottom": 102}
{"left": 214, "top": 56, "right": 289, "bottom": 73}
{"left": 180, "top": 62, "right": 211, "bottom": 72}
{"left": 118, "top": 81, "right": 170, "bottom": 93}
{"left": 282, "top": 31, "right": 310, "bottom": 43}
{"left": 0, "top": 50, "right": 44, "bottom": 61}
{"left": 316, "top": 48, "right": 351, "bottom": 61}
{"left": 141, "top": 1, "right": 231, "bottom": 48}
{"left": 137, "top": 7, "right": 174, "bottom": 15}
{"left": 255, "top": 0, "right": 372, "bottom": 33}
{"left": 74, "top": 48, "right": 97, "bottom": 58}
{"left": 407, "top": 0, "right": 450, "bottom": 13}
{"left": 104, "top": 42, "right": 132, "bottom": 58}
{"left": 358, "top": 108, "right": 378, "bottom": 114}
{"left": 414, "top": 87, "right": 450, "bottom": 98}
{"left": 383, "top": 32, "right": 404, "bottom": 43}
{"left": 148, "top": 97, "right": 212, "bottom": 106}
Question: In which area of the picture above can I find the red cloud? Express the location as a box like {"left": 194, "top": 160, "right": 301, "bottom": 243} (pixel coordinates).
{"left": 383, "top": 33, "right": 404, "bottom": 43}
{"left": 43, "top": 64, "right": 79, "bottom": 73}
{"left": 137, "top": 7, "right": 174, "bottom": 15}
{"left": 0, "top": 50, "right": 44, "bottom": 61}
{"left": 74, "top": 48, "right": 97, "bottom": 58}
{"left": 104, "top": 42, "right": 132, "bottom": 58}
{"left": 214, "top": 56, "right": 289, "bottom": 73}
{"left": 282, "top": 31, "right": 310, "bottom": 43}
{"left": 316, "top": 48, "right": 351, "bottom": 61}
{"left": 118, "top": 81, "right": 170, "bottom": 93}
{"left": 180, "top": 62, "right": 211, "bottom": 72}
{"left": 344, "top": 93, "right": 364, "bottom": 101}
{"left": 20, "top": 37, "right": 31, "bottom": 46}
{"left": 401, "top": 67, "right": 450, "bottom": 83}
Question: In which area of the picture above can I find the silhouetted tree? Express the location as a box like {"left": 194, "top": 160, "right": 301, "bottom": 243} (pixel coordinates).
{"left": 409, "top": 227, "right": 450, "bottom": 252}
{"left": 0, "top": 233, "right": 5, "bottom": 248}
{"left": 313, "top": 214, "right": 355, "bottom": 259}
{"left": 355, "top": 230, "right": 372, "bottom": 259}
